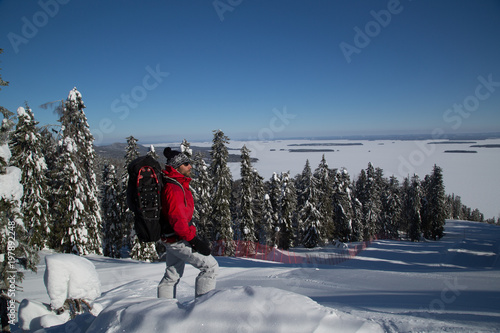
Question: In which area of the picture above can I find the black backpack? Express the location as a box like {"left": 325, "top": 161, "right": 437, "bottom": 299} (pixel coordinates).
{"left": 126, "top": 155, "right": 164, "bottom": 242}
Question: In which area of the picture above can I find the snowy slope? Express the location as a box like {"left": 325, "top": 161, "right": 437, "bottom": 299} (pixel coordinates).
{"left": 13, "top": 220, "right": 500, "bottom": 332}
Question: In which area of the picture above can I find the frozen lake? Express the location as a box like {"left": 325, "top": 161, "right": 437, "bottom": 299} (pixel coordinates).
{"left": 159, "top": 138, "right": 500, "bottom": 220}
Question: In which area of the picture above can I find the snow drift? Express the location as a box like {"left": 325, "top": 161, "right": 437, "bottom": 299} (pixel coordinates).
{"left": 87, "top": 285, "right": 382, "bottom": 333}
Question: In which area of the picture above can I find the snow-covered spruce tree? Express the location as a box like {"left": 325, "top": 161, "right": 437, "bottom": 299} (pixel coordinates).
{"left": 181, "top": 139, "right": 193, "bottom": 157}
{"left": 124, "top": 136, "right": 141, "bottom": 164}
{"left": 0, "top": 73, "right": 38, "bottom": 325}
{"left": 333, "top": 168, "right": 355, "bottom": 242}
{"left": 461, "top": 206, "right": 470, "bottom": 220}
{"left": 313, "top": 155, "right": 335, "bottom": 242}
{"left": 51, "top": 137, "right": 89, "bottom": 253}
{"left": 278, "top": 172, "right": 297, "bottom": 250}
{"left": 261, "top": 192, "right": 275, "bottom": 246}
{"left": 39, "top": 126, "right": 59, "bottom": 246}
{"left": 350, "top": 195, "right": 364, "bottom": 242}
{"left": 420, "top": 174, "right": 432, "bottom": 240}
{"left": 238, "top": 145, "right": 257, "bottom": 245}
{"left": 379, "top": 175, "right": 402, "bottom": 239}
{"left": 355, "top": 163, "right": 382, "bottom": 240}
{"left": 0, "top": 54, "right": 14, "bottom": 170}
{"left": 230, "top": 181, "right": 242, "bottom": 240}
{"left": 442, "top": 194, "right": 453, "bottom": 220}
{"left": 1, "top": 58, "right": 40, "bottom": 273}
{"left": 209, "top": 130, "right": 234, "bottom": 255}
{"left": 296, "top": 160, "right": 322, "bottom": 248}
{"left": 404, "top": 175, "right": 422, "bottom": 242}
{"left": 39, "top": 126, "right": 58, "bottom": 178}
{"left": 295, "top": 160, "right": 312, "bottom": 208}
{"left": 146, "top": 144, "right": 159, "bottom": 160}
{"left": 57, "top": 88, "right": 102, "bottom": 254}
{"left": 447, "top": 193, "right": 463, "bottom": 220}
{"left": 129, "top": 235, "right": 159, "bottom": 262}
{"left": 121, "top": 135, "right": 140, "bottom": 252}
{"left": 470, "top": 209, "right": 483, "bottom": 222}
{"left": 251, "top": 168, "right": 266, "bottom": 244}
{"left": 191, "top": 152, "right": 213, "bottom": 241}
{"left": 374, "top": 166, "right": 386, "bottom": 229}
{"left": 101, "top": 164, "right": 122, "bottom": 258}
{"left": 267, "top": 173, "right": 282, "bottom": 247}
{"left": 354, "top": 169, "right": 367, "bottom": 239}
{"left": 425, "top": 165, "right": 446, "bottom": 240}
{"left": 399, "top": 177, "right": 410, "bottom": 234}
{"left": 10, "top": 105, "right": 51, "bottom": 250}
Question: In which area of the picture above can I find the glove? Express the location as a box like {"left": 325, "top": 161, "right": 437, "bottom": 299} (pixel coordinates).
{"left": 188, "top": 236, "right": 211, "bottom": 256}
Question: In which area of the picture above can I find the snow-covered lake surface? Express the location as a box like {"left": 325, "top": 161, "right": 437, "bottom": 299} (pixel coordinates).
{"left": 15, "top": 220, "right": 500, "bottom": 332}
{"left": 159, "top": 138, "right": 500, "bottom": 219}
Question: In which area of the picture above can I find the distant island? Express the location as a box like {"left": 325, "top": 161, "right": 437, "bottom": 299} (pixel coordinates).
{"left": 288, "top": 149, "right": 336, "bottom": 153}
{"left": 470, "top": 144, "right": 500, "bottom": 148}
{"left": 288, "top": 143, "right": 363, "bottom": 147}
{"left": 444, "top": 150, "right": 478, "bottom": 154}
{"left": 428, "top": 141, "right": 477, "bottom": 145}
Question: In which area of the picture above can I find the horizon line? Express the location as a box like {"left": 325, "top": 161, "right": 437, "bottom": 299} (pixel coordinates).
{"left": 96, "top": 131, "right": 500, "bottom": 146}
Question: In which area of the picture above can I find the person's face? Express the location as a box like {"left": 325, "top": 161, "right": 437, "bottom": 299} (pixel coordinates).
{"left": 177, "top": 162, "right": 192, "bottom": 177}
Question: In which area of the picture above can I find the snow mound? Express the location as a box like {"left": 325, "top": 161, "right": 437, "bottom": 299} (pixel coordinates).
{"left": 87, "top": 286, "right": 382, "bottom": 333}
{"left": 18, "top": 254, "right": 102, "bottom": 331}
{"left": 43, "top": 254, "right": 101, "bottom": 310}
{"left": 17, "top": 299, "right": 70, "bottom": 331}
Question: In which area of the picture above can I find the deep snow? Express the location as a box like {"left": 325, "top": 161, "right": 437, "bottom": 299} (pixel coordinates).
{"left": 12, "top": 220, "right": 500, "bottom": 332}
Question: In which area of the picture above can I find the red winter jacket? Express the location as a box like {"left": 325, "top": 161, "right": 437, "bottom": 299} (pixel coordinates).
{"left": 161, "top": 166, "right": 196, "bottom": 241}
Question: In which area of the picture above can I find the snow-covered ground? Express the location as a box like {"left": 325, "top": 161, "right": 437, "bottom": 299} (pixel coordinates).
{"left": 13, "top": 220, "right": 500, "bottom": 332}
{"left": 159, "top": 138, "right": 500, "bottom": 219}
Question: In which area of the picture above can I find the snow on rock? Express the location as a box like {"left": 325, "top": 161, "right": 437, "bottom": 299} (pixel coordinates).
{"left": 43, "top": 254, "right": 101, "bottom": 310}
{"left": 87, "top": 286, "right": 382, "bottom": 333}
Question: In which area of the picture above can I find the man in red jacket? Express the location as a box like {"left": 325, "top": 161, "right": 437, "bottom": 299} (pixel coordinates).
{"left": 158, "top": 147, "right": 219, "bottom": 299}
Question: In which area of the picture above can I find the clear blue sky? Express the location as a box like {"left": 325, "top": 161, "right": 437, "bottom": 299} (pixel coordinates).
{"left": 1, "top": 0, "right": 499, "bottom": 145}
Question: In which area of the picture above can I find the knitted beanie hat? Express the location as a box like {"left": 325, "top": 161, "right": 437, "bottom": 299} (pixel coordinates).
{"left": 163, "top": 147, "right": 190, "bottom": 169}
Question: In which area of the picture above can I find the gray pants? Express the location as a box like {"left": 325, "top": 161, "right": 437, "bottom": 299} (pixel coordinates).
{"left": 158, "top": 240, "right": 219, "bottom": 299}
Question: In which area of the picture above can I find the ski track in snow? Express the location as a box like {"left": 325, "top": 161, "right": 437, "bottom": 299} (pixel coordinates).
{"left": 13, "top": 220, "right": 500, "bottom": 332}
